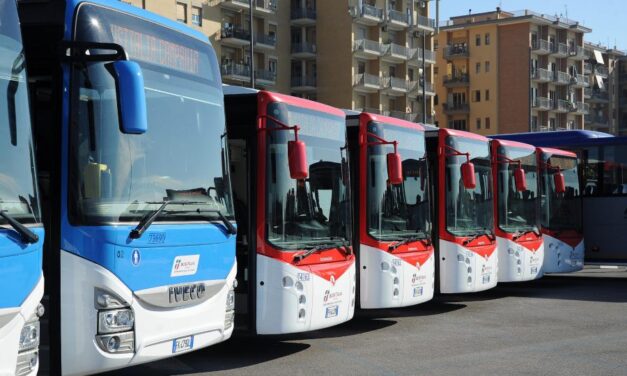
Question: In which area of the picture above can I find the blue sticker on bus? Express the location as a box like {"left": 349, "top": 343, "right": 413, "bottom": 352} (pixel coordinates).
{"left": 325, "top": 305, "right": 339, "bottom": 318}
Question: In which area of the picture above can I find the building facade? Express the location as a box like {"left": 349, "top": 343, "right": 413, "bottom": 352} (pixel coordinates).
{"left": 122, "top": 0, "right": 437, "bottom": 123}
{"left": 583, "top": 43, "right": 625, "bottom": 134}
{"left": 435, "top": 9, "right": 591, "bottom": 135}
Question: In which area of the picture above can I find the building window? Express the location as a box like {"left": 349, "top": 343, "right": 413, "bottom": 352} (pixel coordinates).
{"left": 191, "top": 6, "right": 202, "bottom": 26}
{"left": 476, "top": 118, "right": 482, "bottom": 129}
{"left": 269, "top": 58, "right": 278, "bottom": 73}
{"left": 176, "top": 2, "right": 187, "bottom": 23}
{"left": 485, "top": 33, "right": 490, "bottom": 45}
{"left": 475, "top": 34, "right": 481, "bottom": 46}
{"left": 476, "top": 62, "right": 481, "bottom": 74}
{"left": 485, "top": 61, "right": 490, "bottom": 73}
{"left": 485, "top": 89, "right": 490, "bottom": 101}
{"left": 485, "top": 117, "right": 491, "bottom": 129}
{"left": 434, "top": 66, "right": 439, "bottom": 75}
{"left": 449, "top": 119, "right": 467, "bottom": 131}
{"left": 474, "top": 90, "right": 481, "bottom": 102}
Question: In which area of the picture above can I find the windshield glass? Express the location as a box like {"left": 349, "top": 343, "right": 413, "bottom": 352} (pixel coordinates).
{"left": 265, "top": 102, "right": 351, "bottom": 251}
{"left": 496, "top": 146, "right": 538, "bottom": 233}
{"left": 0, "top": 0, "right": 40, "bottom": 225}
{"left": 445, "top": 136, "right": 493, "bottom": 236}
{"left": 539, "top": 154, "right": 581, "bottom": 231}
{"left": 69, "top": 4, "right": 233, "bottom": 224}
{"left": 366, "top": 122, "right": 430, "bottom": 241}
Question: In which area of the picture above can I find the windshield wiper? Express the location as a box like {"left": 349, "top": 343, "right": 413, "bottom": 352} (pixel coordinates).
{"left": 293, "top": 240, "right": 350, "bottom": 263}
{"left": 463, "top": 229, "right": 494, "bottom": 246}
{"left": 388, "top": 231, "right": 431, "bottom": 251}
{"left": 129, "top": 200, "right": 208, "bottom": 239}
{"left": 0, "top": 210, "right": 39, "bottom": 244}
{"left": 194, "top": 209, "right": 237, "bottom": 235}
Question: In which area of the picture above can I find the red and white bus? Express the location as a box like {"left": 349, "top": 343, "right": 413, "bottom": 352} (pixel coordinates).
{"left": 426, "top": 128, "right": 497, "bottom": 293}
{"left": 491, "top": 139, "right": 544, "bottom": 282}
{"left": 346, "top": 112, "right": 434, "bottom": 309}
{"left": 537, "top": 147, "right": 584, "bottom": 273}
{"left": 224, "top": 87, "right": 355, "bottom": 334}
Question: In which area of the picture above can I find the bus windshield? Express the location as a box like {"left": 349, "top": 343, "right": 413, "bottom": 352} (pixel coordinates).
{"left": 265, "top": 102, "right": 351, "bottom": 251}
{"left": 69, "top": 4, "right": 233, "bottom": 225}
{"left": 540, "top": 154, "right": 581, "bottom": 231}
{"left": 496, "top": 146, "right": 538, "bottom": 233}
{"left": 0, "top": 0, "right": 40, "bottom": 225}
{"left": 445, "top": 136, "right": 493, "bottom": 236}
{"left": 366, "top": 122, "right": 430, "bottom": 241}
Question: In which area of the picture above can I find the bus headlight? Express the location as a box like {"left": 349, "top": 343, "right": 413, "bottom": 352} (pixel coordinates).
{"left": 19, "top": 320, "right": 40, "bottom": 352}
{"left": 98, "top": 309, "right": 135, "bottom": 334}
{"left": 226, "top": 289, "right": 235, "bottom": 312}
{"left": 96, "top": 331, "right": 135, "bottom": 354}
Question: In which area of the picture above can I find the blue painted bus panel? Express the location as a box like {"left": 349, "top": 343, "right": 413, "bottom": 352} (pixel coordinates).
{"left": 0, "top": 228, "right": 44, "bottom": 308}
{"left": 495, "top": 130, "right": 614, "bottom": 147}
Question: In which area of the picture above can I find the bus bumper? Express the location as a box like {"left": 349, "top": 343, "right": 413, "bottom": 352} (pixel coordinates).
{"left": 439, "top": 240, "right": 498, "bottom": 293}
{"left": 497, "top": 237, "right": 544, "bottom": 282}
{"left": 542, "top": 235, "right": 584, "bottom": 273}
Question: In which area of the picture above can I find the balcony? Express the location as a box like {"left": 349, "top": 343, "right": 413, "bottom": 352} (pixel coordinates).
{"left": 388, "top": 110, "right": 416, "bottom": 122}
{"left": 553, "top": 71, "right": 571, "bottom": 86}
{"left": 221, "top": 63, "right": 251, "bottom": 82}
{"left": 414, "top": 15, "right": 435, "bottom": 32}
{"left": 531, "top": 68, "right": 552, "bottom": 83}
{"left": 355, "top": 4, "right": 384, "bottom": 26}
{"left": 290, "top": 7, "right": 316, "bottom": 26}
{"left": 570, "top": 74, "right": 589, "bottom": 88}
{"left": 585, "top": 114, "right": 610, "bottom": 129}
{"left": 552, "top": 42, "right": 569, "bottom": 57}
{"left": 443, "top": 74, "right": 469, "bottom": 88}
{"left": 382, "top": 76, "right": 408, "bottom": 96}
{"left": 573, "top": 101, "right": 589, "bottom": 114}
{"left": 532, "top": 97, "right": 552, "bottom": 111}
{"left": 595, "top": 65, "right": 609, "bottom": 78}
{"left": 387, "top": 9, "right": 409, "bottom": 30}
{"left": 443, "top": 102, "right": 470, "bottom": 114}
{"left": 255, "top": 33, "right": 277, "bottom": 50}
{"left": 254, "top": 0, "right": 277, "bottom": 15}
{"left": 444, "top": 45, "right": 469, "bottom": 60}
{"left": 221, "top": 26, "right": 250, "bottom": 47}
{"left": 353, "top": 39, "right": 383, "bottom": 60}
{"left": 353, "top": 73, "right": 381, "bottom": 93}
{"left": 382, "top": 42, "right": 408, "bottom": 63}
{"left": 291, "top": 76, "right": 317, "bottom": 92}
{"left": 583, "top": 62, "right": 592, "bottom": 74}
{"left": 255, "top": 69, "right": 276, "bottom": 86}
{"left": 588, "top": 89, "right": 610, "bottom": 103}
{"left": 569, "top": 46, "right": 586, "bottom": 60}
{"left": 407, "top": 48, "right": 436, "bottom": 65}
{"left": 409, "top": 81, "right": 435, "bottom": 96}
{"left": 291, "top": 42, "right": 317, "bottom": 59}
{"left": 553, "top": 99, "right": 574, "bottom": 113}
{"left": 532, "top": 39, "right": 552, "bottom": 55}
{"left": 220, "top": 0, "right": 249, "bottom": 11}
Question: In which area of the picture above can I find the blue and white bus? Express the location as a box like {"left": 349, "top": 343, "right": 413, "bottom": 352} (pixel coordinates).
{"left": 0, "top": 1, "right": 45, "bottom": 374}
{"left": 18, "top": 0, "right": 236, "bottom": 374}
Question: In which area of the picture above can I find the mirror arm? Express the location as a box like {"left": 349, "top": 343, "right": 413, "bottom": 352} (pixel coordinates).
{"left": 443, "top": 144, "right": 470, "bottom": 162}
{"left": 366, "top": 132, "right": 398, "bottom": 153}
{"left": 258, "top": 114, "right": 300, "bottom": 141}
{"left": 495, "top": 154, "right": 522, "bottom": 168}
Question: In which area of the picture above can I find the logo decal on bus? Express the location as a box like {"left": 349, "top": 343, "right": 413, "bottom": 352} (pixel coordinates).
{"left": 171, "top": 255, "right": 200, "bottom": 277}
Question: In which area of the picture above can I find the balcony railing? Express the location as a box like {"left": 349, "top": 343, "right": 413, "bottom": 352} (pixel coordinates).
{"left": 220, "top": 0, "right": 249, "bottom": 8}
{"left": 554, "top": 42, "right": 569, "bottom": 56}
{"left": 409, "top": 81, "right": 434, "bottom": 94}
{"left": 290, "top": 7, "right": 316, "bottom": 21}
{"left": 388, "top": 9, "right": 409, "bottom": 24}
{"left": 444, "top": 45, "right": 469, "bottom": 59}
{"left": 443, "top": 74, "right": 469, "bottom": 86}
{"left": 382, "top": 76, "right": 409, "bottom": 91}
{"left": 574, "top": 101, "right": 589, "bottom": 114}
{"left": 531, "top": 68, "right": 552, "bottom": 81}
{"left": 415, "top": 15, "right": 436, "bottom": 29}
{"left": 256, "top": 69, "right": 276, "bottom": 82}
{"left": 360, "top": 4, "right": 384, "bottom": 21}
{"left": 255, "top": 33, "right": 277, "bottom": 47}
{"left": 291, "top": 76, "right": 317, "bottom": 88}
{"left": 590, "top": 89, "right": 609, "bottom": 101}
{"left": 585, "top": 114, "right": 609, "bottom": 124}
{"left": 221, "top": 63, "right": 251, "bottom": 78}
{"left": 532, "top": 97, "right": 552, "bottom": 110}
{"left": 255, "top": 0, "right": 277, "bottom": 12}
{"left": 385, "top": 42, "right": 407, "bottom": 57}
{"left": 532, "top": 39, "right": 552, "bottom": 54}
{"left": 221, "top": 25, "right": 250, "bottom": 41}
{"left": 291, "top": 42, "right": 316, "bottom": 54}
{"left": 569, "top": 46, "right": 585, "bottom": 59}
{"left": 572, "top": 74, "right": 589, "bottom": 87}
{"left": 595, "top": 65, "right": 609, "bottom": 76}
{"left": 353, "top": 39, "right": 383, "bottom": 55}
{"left": 554, "top": 99, "right": 573, "bottom": 112}
{"left": 389, "top": 110, "right": 414, "bottom": 121}
{"left": 408, "top": 47, "right": 435, "bottom": 62}
{"left": 353, "top": 73, "right": 381, "bottom": 88}
{"left": 584, "top": 62, "right": 592, "bottom": 74}
{"left": 443, "top": 102, "right": 470, "bottom": 113}
{"left": 554, "top": 71, "right": 571, "bottom": 85}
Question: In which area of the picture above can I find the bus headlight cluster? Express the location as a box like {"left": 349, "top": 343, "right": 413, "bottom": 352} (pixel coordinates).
{"left": 224, "top": 288, "right": 235, "bottom": 330}
{"left": 18, "top": 320, "right": 40, "bottom": 352}
{"left": 15, "top": 303, "right": 44, "bottom": 376}
{"left": 95, "top": 289, "right": 134, "bottom": 354}
{"left": 283, "top": 275, "right": 308, "bottom": 321}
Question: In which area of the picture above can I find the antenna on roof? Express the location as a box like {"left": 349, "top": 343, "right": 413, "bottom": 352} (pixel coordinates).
{"left": 468, "top": 8, "right": 471, "bottom": 16}
{"left": 564, "top": 4, "right": 568, "bottom": 19}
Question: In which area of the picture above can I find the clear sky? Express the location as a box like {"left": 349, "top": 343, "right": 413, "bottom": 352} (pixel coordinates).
{"left": 436, "top": 0, "right": 626, "bottom": 51}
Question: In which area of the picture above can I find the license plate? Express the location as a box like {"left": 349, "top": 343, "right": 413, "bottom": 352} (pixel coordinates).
{"left": 413, "top": 286, "right": 423, "bottom": 297}
{"left": 325, "top": 305, "right": 338, "bottom": 318}
{"left": 172, "top": 335, "right": 194, "bottom": 353}
{"left": 482, "top": 274, "right": 490, "bottom": 284}
{"left": 531, "top": 267, "right": 538, "bottom": 274}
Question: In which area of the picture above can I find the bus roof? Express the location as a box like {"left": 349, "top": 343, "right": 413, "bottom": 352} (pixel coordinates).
{"left": 493, "top": 130, "right": 613, "bottom": 147}
{"left": 538, "top": 147, "right": 577, "bottom": 159}
{"left": 491, "top": 138, "right": 536, "bottom": 151}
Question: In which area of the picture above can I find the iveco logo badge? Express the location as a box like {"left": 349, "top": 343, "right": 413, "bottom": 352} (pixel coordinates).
{"left": 330, "top": 275, "right": 336, "bottom": 285}
{"left": 169, "top": 283, "right": 206, "bottom": 304}
{"left": 131, "top": 249, "right": 141, "bottom": 266}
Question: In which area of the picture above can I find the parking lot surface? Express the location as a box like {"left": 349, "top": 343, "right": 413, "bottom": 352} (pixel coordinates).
{"left": 55, "top": 268, "right": 627, "bottom": 376}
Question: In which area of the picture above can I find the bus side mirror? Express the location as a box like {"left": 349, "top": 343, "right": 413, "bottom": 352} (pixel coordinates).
{"left": 461, "top": 161, "right": 476, "bottom": 189}
{"left": 387, "top": 152, "right": 403, "bottom": 185}
{"left": 554, "top": 172, "right": 566, "bottom": 193}
{"left": 112, "top": 61, "right": 148, "bottom": 135}
{"left": 288, "top": 140, "right": 308, "bottom": 179}
{"left": 514, "top": 167, "right": 527, "bottom": 191}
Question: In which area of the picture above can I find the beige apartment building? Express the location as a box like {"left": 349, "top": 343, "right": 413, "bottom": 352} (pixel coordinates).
{"left": 122, "top": 0, "right": 437, "bottom": 123}
{"left": 583, "top": 43, "right": 625, "bottom": 134}
{"left": 436, "top": 9, "right": 591, "bottom": 135}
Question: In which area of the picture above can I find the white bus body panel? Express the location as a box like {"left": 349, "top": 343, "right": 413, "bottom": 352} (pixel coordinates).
{"left": 359, "top": 244, "right": 434, "bottom": 309}
{"left": 0, "top": 275, "right": 43, "bottom": 376}
{"left": 497, "top": 237, "right": 544, "bottom": 282}
{"left": 542, "top": 235, "right": 584, "bottom": 273}
{"left": 60, "top": 250, "right": 236, "bottom": 376}
{"left": 255, "top": 254, "right": 355, "bottom": 335}
{"left": 438, "top": 239, "right": 498, "bottom": 294}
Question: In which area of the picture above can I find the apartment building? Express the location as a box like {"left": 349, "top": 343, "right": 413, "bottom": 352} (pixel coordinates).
{"left": 123, "top": 0, "right": 290, "bottom": 92}
{"left": 436, "top": 9, "right": 591, "bottom": 135}
{"left": 583, "top": 43, "right": 625, "bottom": 134}
{"left": 617, "top": 57, "right": 627, "bottom": 136}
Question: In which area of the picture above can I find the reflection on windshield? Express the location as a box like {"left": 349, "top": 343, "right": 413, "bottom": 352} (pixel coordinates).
{"left": 69, "top": 5, "right": 233, "bottom": 224}
{"left": 366, "top": 122, "right": 430, "bottom": 241}
{"left": 265, "top": 102, "right": 351, "bottom": 251}
{"left": 497, "top": 147, "right": 538, "bottom": 233}
{"left": 0, "top": 0, "right": 40, "bottom": 225}
{"left": 540, "top": 155, "right": 581, "bottom": 231}
{"left": 445, "top": 136, "right": 493, "bottom": 236}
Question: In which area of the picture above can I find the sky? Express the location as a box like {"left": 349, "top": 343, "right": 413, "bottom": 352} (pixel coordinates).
{"left": 436, "top": 0, "right": 626, "bottom": 51}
